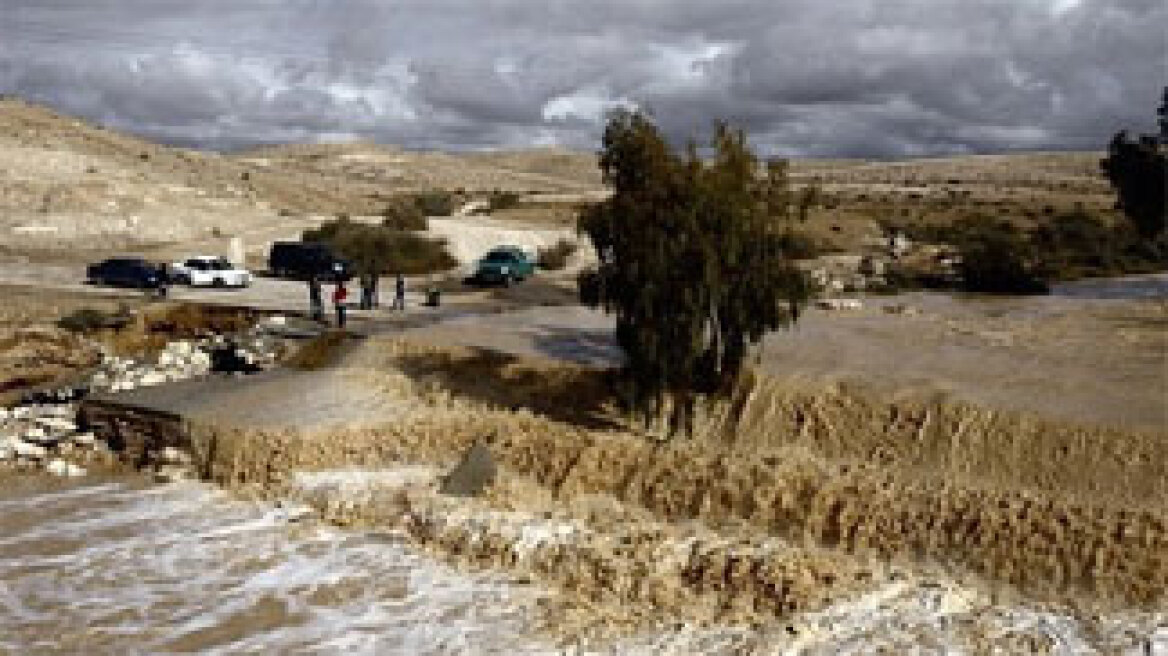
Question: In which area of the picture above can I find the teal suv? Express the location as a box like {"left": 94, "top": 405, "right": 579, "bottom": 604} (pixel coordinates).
{"left": 471, "top": 246, "right": 535, "bottom": 286}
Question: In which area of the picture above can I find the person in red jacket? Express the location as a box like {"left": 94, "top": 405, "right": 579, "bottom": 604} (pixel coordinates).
{"left": 332, "top": 280, "right": 348, "bottom": 329}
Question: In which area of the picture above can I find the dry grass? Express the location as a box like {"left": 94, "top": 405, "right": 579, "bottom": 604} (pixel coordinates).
{"left": 283, "top": 331, "right": 350, "bottom": 370}
{"left": 100, "top": 302, "right": 259, "bottom": 356}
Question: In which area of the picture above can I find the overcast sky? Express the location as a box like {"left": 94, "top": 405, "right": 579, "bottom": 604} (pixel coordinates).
{"left": 1, "top": 0, "right": 1163, "bottom": 157}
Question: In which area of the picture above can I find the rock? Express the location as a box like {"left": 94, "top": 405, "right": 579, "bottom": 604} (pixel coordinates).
{"left": 157, "top": 446, "right": 191, "bottom": 465}
{"left": 22, "top": 426, "right": 51, "bottom": 443}
{"left": 36, "top": 417, "right": 76, "bottom": 433}
{"left": 440, "top": 442, "right": 497, "bottom": 497}
{"left": 816, "top": 298, "right": 864, "bottom": 311}
{"left": 170, "top": 341, "right": 194, "bottom": 356}
{"left": 12, "top": 440, "right": 47, "bottom": 459}
{"left": 72, "top": 432, "right": 96, "bottom": 447}
{"left": 139, "top": 371, "right": 168, "bottom": 387}
{"left": 858, "top": 256, "right": 886, "bottom": 277}
{"left": 883, "top": 303, "right": 920, "bottom": 316}
{"left": 154, "top": 465, "right": 192, "bottom": 483}
{"left": 46, "top": 459, "right": 86, "bottom": 477}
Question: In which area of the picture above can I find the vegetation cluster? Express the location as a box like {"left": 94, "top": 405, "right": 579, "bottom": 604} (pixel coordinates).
{"left": 303, "top": 217, "right": 457, "bottom": 276}
{"left": 578, "top": 111, "right": 811, "bottom": 432}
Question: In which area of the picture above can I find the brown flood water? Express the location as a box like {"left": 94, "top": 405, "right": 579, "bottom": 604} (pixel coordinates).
{"left": 0, "top": 475, "right": 548, "bottom": 655}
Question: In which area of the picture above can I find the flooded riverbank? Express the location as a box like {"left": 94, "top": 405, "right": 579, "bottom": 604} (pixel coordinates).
{"left": 0, "top": 476, "right": 548, "bottom": 655}
{"left": 1050, "top": 273, "right": 1168, "bottom": 300}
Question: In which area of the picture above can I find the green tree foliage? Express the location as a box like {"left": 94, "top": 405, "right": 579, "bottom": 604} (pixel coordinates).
{"left": 303, "top": 218, "right": 456, "bottom": 276}
{"left": 949, "top": 217, "right": 1049, "bottom": 294}
{"left": 578, "top": 111, "right": 810, "bottom": 433}
{"left": 1100, "top": 88, "right": 1167, "bottom": 238}
{"left": 1030, "top": 209, "right": 1166, "bottom": 279}
{"left": 411, "top": 190, "right": 458, "bottom": 217}
{"left": 380, "top": 197, "right": 427, "bottom": 230}
{"left": 488, "top": 190, "right": 523, "bottom": 212}
{"left": 536, "top": 238, "right": 577, "bottom": 271}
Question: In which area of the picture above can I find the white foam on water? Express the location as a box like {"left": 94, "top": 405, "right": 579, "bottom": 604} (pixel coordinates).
{"left": 0, "top": 479, "right": 552, "bottom": 655}
{"left": 603, "top": 580, "right": 1168, "bottom": 655}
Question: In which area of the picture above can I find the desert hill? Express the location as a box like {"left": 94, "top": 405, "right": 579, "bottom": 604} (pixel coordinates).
{"left": 0, "top": 96, "right": 1115, "bottom": 259}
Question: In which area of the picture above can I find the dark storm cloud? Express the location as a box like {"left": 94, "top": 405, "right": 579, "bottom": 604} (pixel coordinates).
{"left": 1, "top": 0, "right": 1163, "bottom": 157}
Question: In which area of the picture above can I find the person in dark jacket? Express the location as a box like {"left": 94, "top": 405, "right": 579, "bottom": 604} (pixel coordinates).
{"left": 392, "top": 273, "right": 406, "bottom": 311}
{"left": 333, "top": 281, "right": 348, "bottom": 328}
{"left": 359, "top": 272, "right": 377, "bottom": 310}
{"left": 308, "top": 275, "right": 324, "bottom": 322}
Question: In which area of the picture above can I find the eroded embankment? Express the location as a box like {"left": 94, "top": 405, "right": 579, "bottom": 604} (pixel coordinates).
{"left": 181, "top": 338, "right": 1166, "bottom": 621}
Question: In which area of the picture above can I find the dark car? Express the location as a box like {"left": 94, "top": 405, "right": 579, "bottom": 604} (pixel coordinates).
{"left": 268, "top": 242, "right": 351, "bottom": 280}
{"left": 86, "top": 257, "right": 165, "bottom": 289}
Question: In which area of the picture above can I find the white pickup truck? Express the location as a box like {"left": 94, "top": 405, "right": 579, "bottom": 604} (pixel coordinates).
{"left": 169, "top": 256, "right": 252, "bottom": 288}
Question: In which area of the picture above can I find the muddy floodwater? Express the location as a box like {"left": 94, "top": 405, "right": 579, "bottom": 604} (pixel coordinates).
{"left": 0, "top": 477, "right": 547, "bottom": 655}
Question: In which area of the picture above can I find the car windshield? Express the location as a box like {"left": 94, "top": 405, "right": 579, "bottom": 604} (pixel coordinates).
{"left": 187, "top": 258, "right": 231, "bottom": 271}
{"left": 484, "top": 251, "right": 517, "bottom": 263}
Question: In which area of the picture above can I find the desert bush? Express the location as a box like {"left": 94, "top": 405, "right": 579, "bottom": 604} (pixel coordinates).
{"left": 537, "top": 239, "right": 578, "bottom": 270}
{"left": 488, "top": 190, "right": 522, "bottom": 212}
{"left": 149, "top": 303, "right": 255, "bottom": 337}
{"left": 380, "top": 198, "right": 427, "bottom": 230}
{"left": 284, "top": 331, "right": 348, "bottom": 369}
{"left": 305, "top": 218, "right": 457, "bottom": 276}
{"left": 57, "top": 308, "right": 118, "bottom": 334}
{"left": 951, "top": 218, "right": 1049, "bottom": 294}
{"left": 776, "top": 230, "right": 822, "bottom": 259}
{"left": 412, "top": 190, "right": 458, "bottom": 217}
{"left": 1032, "top": 209, "right": 1167, "bottom": 279}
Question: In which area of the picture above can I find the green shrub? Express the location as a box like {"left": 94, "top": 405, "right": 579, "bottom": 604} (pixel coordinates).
{"left": 381, "top": 198, "right": 427, "bottom": 230}
{"left": 412, "top": 190, "right": 458, "bottom": 217}
{"left": 284, "top": 331, "right": 348, "bottom": 369}
{"left": 488, "top": 190, "right": 522, "bottom": 212}
{"left": 372, "top": 230, "right": 458, "bottom": 275}
{"left": 952, "top": 218, "right": 1048, "bottom": 294}
{"left": 776, "top": 229, "right": 822, "bottom": 259}
{"left": 1032, "top": 209, "right": 1168, "bottom": 279}
{"left": 537, "top": 239, "right": 578, "bottom": 270}
{"left": 304, "top": 218, "right": 457, "bottom": 276}
{"left": 57, "top": 308, "right": 115, "bottom": 334}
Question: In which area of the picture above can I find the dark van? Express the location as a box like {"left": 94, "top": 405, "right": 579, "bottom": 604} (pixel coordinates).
{"left": 86, "top": 257, "right": 165, "bottom": 289}
{"left": 268, "top": 242, "right": 351, "bottom": 280}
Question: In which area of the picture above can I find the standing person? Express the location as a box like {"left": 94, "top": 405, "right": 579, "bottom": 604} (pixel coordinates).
{"left": 392, "top": 273, "right": 406, "bottom": 311}
{"left": 308, "top": 275, "right": 324, "bottom": 322}
{"left": 332, "top": 280, "right": 348, "bottom": 329}
{"left": 359, "top": 272, "right": 375, "bottom": 310}
{"left": 154, "top": 263, "right": 170, "bottom": 299}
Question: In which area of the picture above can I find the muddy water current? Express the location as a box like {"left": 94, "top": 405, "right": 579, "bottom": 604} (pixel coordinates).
{"left": 0, "top": 477, "right": 547, "bottom": 655}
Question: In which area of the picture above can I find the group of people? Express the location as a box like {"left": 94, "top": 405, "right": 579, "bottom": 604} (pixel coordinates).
{"left": 309, "top": 272, "right": 406, "bottom": 328}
